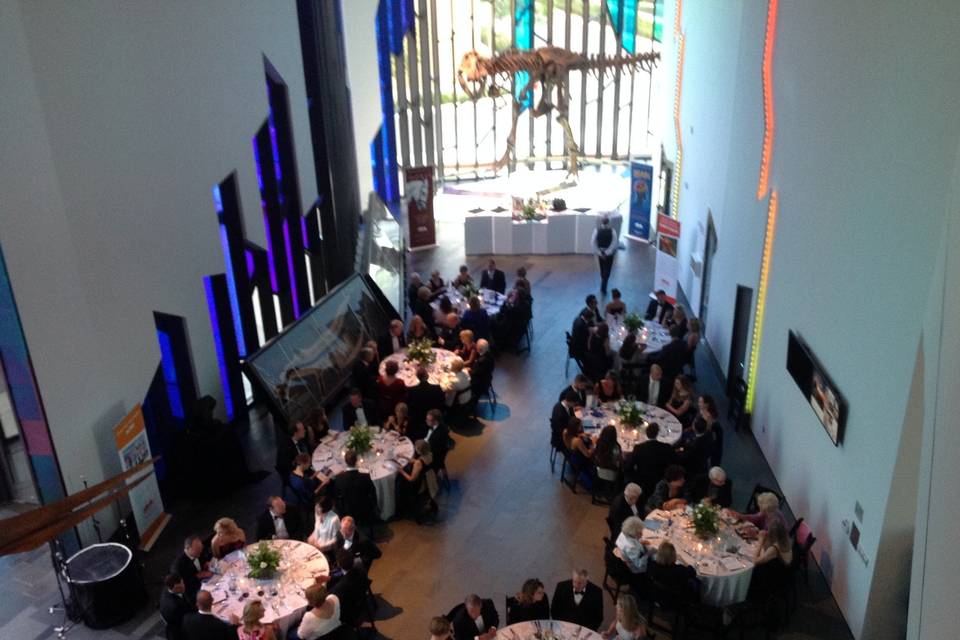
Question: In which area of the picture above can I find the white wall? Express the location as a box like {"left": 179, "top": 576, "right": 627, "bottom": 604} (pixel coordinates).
{"left": 665, "top": 0, "right": 960, "bottom": 636}
{"left": 0, "top": 1, "right": 316, "bottom": 541}
{"left": 342, "top": 0, "right": 381, "bottom": 201}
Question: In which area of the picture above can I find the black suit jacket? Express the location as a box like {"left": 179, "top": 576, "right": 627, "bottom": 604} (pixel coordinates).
{"left": 637, "top": 374, "right": 671, "bottom": 408}
{"left": 377, "top": 332, "right": 406, "bottom": 357}
{"left": 275, "top": 431, "right": 303, "bottom": 479}
{"left": 623, "top": 439, "right": 677, "bottom": 496}
{"left": 570, "top": 317, "right": 591, "bottom": 359}
{"left": 343, "top": 399, "right": 380, "bottom": 429}
{"left": 406, "top": 381, "right": 445, "bottom": 440}
{"left": 329, "top": 567, "right": 369, "bottom": 626}
{"left": 452, "top": 599, "right": 500, "bottom": 640}
{"left": 649, "top": 338, "right": 687, "bottom": 379}
{"left": 411, "top": 298, "right": 436, "bottom": 329}
{"left": 333, "top": 469, "right": 379, "bottom": 523}
{"left": 644, "top": 298, "right": 674, "bottom": 323}
{"left": 350, "top": 360, "right": 378, "bottom": 400}
{"left": 689, "top": 474, "right": 733, "bottom": 508}
{"left": 182, "top": 612, "right": 236, "bottom": 640}
{"left": 558, "top": 385, "right": 587, "bottom": 407}
{"left": 550, "top": 402, "right": 572, "bottom": 449}
{"left": 480, "top": 269, "right": 506, "bottom": 294}
{"left": 607, "top": 493, "right": 642, "bottom": 540}
{"left": 551, "top": 580, "right": 603, "bottom": 631}
{"left": 171, "top": 552, "right": 205, "bottom": 603}
{"left": 677, "top": 433, "right": 712, "bottom": 476}
{"left": 471, "top": 353, "right": 495, "bottom": 395}
{"left": 254, "top": 507, "right": 302, "bottom": 541}
{"left": 159, "top": 589, "right": 195, "bottom": 640}
{"left": 334, "top": 528, "right": 382, "bottom": 568}
{"left": 425, "top": 422, "right": 450, "bottom": 468}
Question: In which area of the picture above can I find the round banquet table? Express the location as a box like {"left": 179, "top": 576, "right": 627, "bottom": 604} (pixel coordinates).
{"left": 576, "top": 401, "right": 682, "bottom": 453}
{"left": 607, "top": 317, "right": 672, "bottom": 353}
{"left": 311, "top": 427, "right": 415, "bottom": 520}
{"left": 643, "top": 509, "right": 760, "bottom": 607}
{"left": 496, "top": 620, "right": 603, "bottom": 640}
{"left": 204, "top": 540, "right": 329, "bottom": 634}
{"left": 379, "top": 347, "right": 459, "bottom": 389}
{"left": 432, "top": 285, "right": 506, "bottom": 316}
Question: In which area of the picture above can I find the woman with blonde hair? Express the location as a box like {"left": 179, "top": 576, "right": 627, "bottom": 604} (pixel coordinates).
{"left": 665, "top": 374, "right": 695, "bottom": 428}
{"left": 406, "top": 314, "right": 433, "bottom": 343}
{"left": 445, "top": 357, "right": 472, "bottom": 408}
{"left": 601, "top": 593, "right": 651, "bottom": 639}
{"left": 647, "top": 541, "right": 699, "bottom": 603}
{"left": 211, "top": 517, "right": 246, "bottom": 559}
{"left": 455, "top": 330, "right": 478, "bottom": 369}
{"left": 384, "top": 401, "right": 409, "bottom": 435}
{"left": 237, "top": 600, "right": 278, "bottom": 640}
{"left": 727, "top": 491, "right": 787, "bottom": 532}
{"left": 428, "top": 615, "right": 452, "bottom": 640}
{"left": 297, "top": 583, "right": 341, "bottom": 639}
{"left": 748, "top": 519, "right": 793, "bottom": 602}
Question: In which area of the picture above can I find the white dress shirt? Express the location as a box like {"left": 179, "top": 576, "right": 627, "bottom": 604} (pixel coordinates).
{"left": 271, "top": 510, "right": 289, "bottom": 539}
{"left": 313, "top": 511, "right": 340, "bottom": 550}
{"left": 354, "top": 407, "right": 368, "bottom": 426}
{"left": 648, "top": 378, "right": 660, "bottom": 405}
{"left": 591, "top": 226, "right": 619, "bottom": 257}
{"left": 615, "top": 532, "right": 649, "bottom": 573}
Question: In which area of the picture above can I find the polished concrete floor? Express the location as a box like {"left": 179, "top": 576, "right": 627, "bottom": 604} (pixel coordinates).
{"left": 0, "top": 208, "right": 853, "bottom": 639}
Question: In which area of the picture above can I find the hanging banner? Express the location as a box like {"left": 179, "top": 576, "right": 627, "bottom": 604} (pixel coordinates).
{"left": 654, "top": 214, "right": 681, "bottom": 303}
{"left": 113, "top": 404, "right": 169, "bottom": 550}
{"left": 627, "top": 160, "right": 654, "bottom": 241}
{"left": 404, "top": 166, "right": 437, "bottom": 250}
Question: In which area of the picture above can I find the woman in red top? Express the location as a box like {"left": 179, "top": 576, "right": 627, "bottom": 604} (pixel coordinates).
{"left": 377, "top": 359, "right": 408, "bottom": 418}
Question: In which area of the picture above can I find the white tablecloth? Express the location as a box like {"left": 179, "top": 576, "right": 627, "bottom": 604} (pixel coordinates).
{"left": 205, "top": 540, "right": 329, "bottom": 634}
{"left": 643, "top": 509, "right": 759, "bottom": 607}
{"left": 607, "top": 318, "right": 672, "bottom": 353}
{"left": 311, "top": 428, "right": 414, "bottom": 520}
{"left": 432, "top": 285, "right": 506, "bottom": 316}
{"left": 577, "top": 401, "right": 682, "bottom": 453}
{"left": 379, "top": 347, "right": 459, "bottom": 389}
{"left": 497, "top": 620, "right": 603, "bottom": 640}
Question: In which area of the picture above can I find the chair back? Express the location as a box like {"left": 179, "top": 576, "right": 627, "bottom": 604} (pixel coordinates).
{"left": 596, "top": 466, "right": 618, "bottom": 482}
{"left": 566, "top": 331, "right": 575, "bottom": 357}
{"left": 745, "top": 483, "right": 784, "bottom": 514}
{"left": 505, "top": 595, "right": 520, "bottom": 625}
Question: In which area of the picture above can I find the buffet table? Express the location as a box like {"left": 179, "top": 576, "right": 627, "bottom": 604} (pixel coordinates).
{"left": 312, "top": 428, "right": 414, "bottom": 520}
{"left": 576, "top": 401, "right": 682, "bottom": 453}
{"left": 205, "top": 540, "right": 329, "bottom": 634}
{"left": 464, "top": 208, "right": 623, "bottom": 255}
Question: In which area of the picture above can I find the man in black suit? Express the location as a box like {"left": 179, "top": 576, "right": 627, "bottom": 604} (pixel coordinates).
{"left": 647, "top": 324, "right": 687, "bottom": 379}
{"left": 550, "top": 391, "right": 575, "bottom": 451}
{"left": 551, "top": 569, "right": 604, "bottom": 631}
{"left": 255, "top": 496, "right": 302, "bottom": 541}
{"left": 579, "top": 294, "right": 600, "bottom": 322}
{"left": 378, "top": 319, "right": 407, "bottom": 357}
{"left": 159, "top": 573, "right": 194, "bottom": 640}
{"left": 333, "top": 515, "right": 382, "bottom": 569}
{"left": 407, "top": 273, "right": 425, "bottom": 311}
{"left": 638, "top": 364, "right": 671, "bottom": 408}
{"left": 623, "top": 423, "right": 677, "bottom": 497}
{"left": 424, "top": 409, "right": 450, "bottom": 471}
{"left": 452, "top": 594, "right": 500, "bottom": 640}
{"left": 557, "top": 374, "right": 590, "bottom": 407}
{"left": 471, "top": 339, "right": 495, "bottom": 398}
{"left": 170, "top": 535, "right": 211, "bottom": 605}
{"left": 411, "top": 286, "right": 436, "bottom": 331}
{"left": 182, "top": 590, "right": 238, "bottom": 640}
{"left": 644, "top": 289, "right": 674, "bottom": 322}
{"left": 436, "top": 312, "right": 462, "bottom": 351}
{"left": 406, "top": 366, "right": 445, "bottom": 440}
{"left": 329, "top": 550, "right": 370, "bottom": 628}
{"left": 276, "top": 421, "right": 309, "bottom": 481}
{"left": 689, "top": 466, "right": 734, "bottom": 508}
{"left": 607, "top": 483, "right": 644, "bottom": 539}
{"left": 333, "top": 450, "right": 380, "bottom": 524}
{"left": 479, "top": 259, "right": 506, "bottom": 294}
{"left": 342, "top": 387, "right": 380, "bottom": 428}
{"left": 676, "top": 418, "right": 712, "bottom": 477}
{"left": 350, "top": 349, "right": 379, "bottom": 400}
{"left": 570, "top": 309, "right": 595, "bottom": 362}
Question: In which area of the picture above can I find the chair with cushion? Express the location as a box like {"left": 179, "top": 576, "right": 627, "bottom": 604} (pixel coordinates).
{"left": 789, "top": 518, "right": 817, "bottom": 585}
{"left": 744, "top": 484, "right": 784, "bottom": 514}
{"left": 646, "top": 575, "right": 684, "bottom": 637}
{"left": 590, "top": 465, "right": 620, "bottom": 506}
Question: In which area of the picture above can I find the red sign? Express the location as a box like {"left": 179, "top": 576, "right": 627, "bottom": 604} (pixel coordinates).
{"left": 404, "top": 166, "right": 437, "bottom": 249}
{"left": 657, "top": 214, "right": 681, "bottom": 238}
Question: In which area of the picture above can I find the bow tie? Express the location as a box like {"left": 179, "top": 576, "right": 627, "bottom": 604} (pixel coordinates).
{"left": 574, "top": 590, "right": 585, "bottom": 596}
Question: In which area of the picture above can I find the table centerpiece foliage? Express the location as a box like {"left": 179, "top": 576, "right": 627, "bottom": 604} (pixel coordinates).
{"left": 692, "top": 502, "right": 722, "bottom": 539}
{"left": 246, "top": 541, "right": 281, "bottom": 580}
{"left": 617, "top": 399, "right": 644, "bottom": 427}
{"left": 623, "top": 312, "right": 645, "bottom": 334}
{"left": 551, "top": 197, "right": 567, "bottom": 211}
{"left": 459, "top": 281, "right": 481, "bottom": 300}
{"left": 406, "top": 338, "right": 437, "bottom": 366}
{"left": 345, "top": 424, "right": 374, "bottom": 455}
{"left": 513, "top": 198, "right": 547, "bottom": 222}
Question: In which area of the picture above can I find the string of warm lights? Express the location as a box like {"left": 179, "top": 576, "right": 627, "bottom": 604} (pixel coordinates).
{"left": 670, "top": 0, "right": 685, "bottom": 221}
{"left": 746, "top": 190, "right": 778, "bottom": 412}
{"left": 756, "top": 0, "right": 778, "bottom": 200}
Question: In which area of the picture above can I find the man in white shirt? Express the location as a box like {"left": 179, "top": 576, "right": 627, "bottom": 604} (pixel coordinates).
{"left": 640, "top": 364, "right": 668, "bottom": 407}
{"left": 590, "top": 215, "right": 618, "bottom": 294}
{"left": 378, "top": 319, "right": 407, "bottom": 356}
{"left": 452, "top": 594, "right": 499, "bottom": 640}
{"left": 256, "top": 496, "right": 300, "bottom": 541}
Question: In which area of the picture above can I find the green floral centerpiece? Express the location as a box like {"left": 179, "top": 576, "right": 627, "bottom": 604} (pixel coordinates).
{"left": 692, "top": 503, "right": 721, "bottom": 539}
{"left": 345, "top": 424, "right": 373, "bottom": 454}
{"left": 406, "top": 337, "right": 436, "bottom": 366}
{"left": 247, "top": 541, "right": 281, "bottom": 580}
{"left": 515, "top": 198, "right": 547, "bottom": 222}
{"left": 617, "top": 399, "right": 644, "bottom": 427}
{"left": 459, "top": 281, "right": 480, "bottom": 300}
{"left": 623, "top": 312, "right": 645, "bottom": 334}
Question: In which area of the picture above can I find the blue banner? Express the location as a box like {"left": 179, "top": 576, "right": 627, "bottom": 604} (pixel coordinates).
{"left": 629, "top": 160, "right": 654, "bottom": 240}
{"left": 514, "top": 0, "right": 534, "bottom": 112}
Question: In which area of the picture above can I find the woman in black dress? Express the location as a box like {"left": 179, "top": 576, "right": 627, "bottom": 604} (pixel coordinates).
{"left": 506, "top": 578, "right": 550, "bottom": 624}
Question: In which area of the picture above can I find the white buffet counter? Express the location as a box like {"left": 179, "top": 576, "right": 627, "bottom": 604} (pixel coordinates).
{"left": 464, "top": 208, "right": 623, "bottom": 255}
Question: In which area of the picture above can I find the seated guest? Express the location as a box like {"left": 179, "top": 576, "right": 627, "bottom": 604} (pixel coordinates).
{"left": 210, "top": 517, "right": 246, "bottom": 559}
{"left": 675, "top": 417, "right": 711, "bottom": 477}
{"left": 748, "top": 520, "right": 793, "bottom": 602}
{"left": 429, "top": 616, "right": 453, "bottom": 640}
{"left": 594, "top": 370, "right": 623, "bottom": 403}
{"left": 581, "top": 294, "right": 600, "bottom": 321}
{"left": 665, "top": 374, "right": 696, "bottom": 428}
{"left": 424, "top": 409, "right": 450, "bottom": 468}
{"left": 428, "top": 269, "right": 446, "bottom": 298}
{"left": 289, "top": 454, "right": 325, "bottom": 511}
{"left": 333, "top": 450, "right": 379, "bottom": 524}
{"left": 303, "top": 408, "right": 331, "bottom": 446}
{"left": 645, "top": 465, "right": 688, "bottom": 513}
{"left": 407, "top": 273, "right": 424, "bottom": 309}
{"left": 350, "top": 348, "right": 378, "bottom": 399}
{"left": 397, "top": 439, "right": 438, "bottom": 519}
{"left": 384, "top": 401, "right": 409, "bottom": 436}
{"left": 183, "top": 591, "right": 238, "bottom": 640}
{"left": 665, "top": 304, "right": 688, "bottom": 338}
{"left": 159, "top": 573, "right": 195, "bottom": 640}
{"left": 406, "top": 366, "right": 445, "bottom": 441}
{"left": 601, "top": 593, "right": 652, "bottom": 640}
{"left": 570, "top": 308, "right": 595, "bottom": 362}
{"left": 616, "top": 333, "right": 646, "bottom": 374}
{"left": 648, "top": 325, "right": 687, "bottom": 380}
{"left": 437, "top": 312, "right": 462, "bottom": 351}
{"left": 377, "top": 360, "right": 407, "bottom": 418}
{"left": 342, "top": 387, "right": 380, "bottom": 428}
{"left": 256, "top": 496, "right": 302, "bottom": 541}
{"left": 378, "top": 319, "right": 407, "bottom": 357}
{"left": 558, "top": 374, "right": 590, "bottom": 407}
{"left": 637, "top": 365, "right": 670, "bottom": 408}
{"left": 480, "top": 259, "right": 507, "bottom": 294}
{"left": 607, "top": 483, "right": 643, "bottom": 540}
{"left": 686, "top": 317, "right": 701, "bottom": 354}
{"left": 647, "top": 541, "right": 699, "bottom": 604}
{"left": 584, "top": 322, "right": 613, "bottom": 381}
{"left": 460, "top": 296, "right": 491, "bottom": 341}
{"left": 593, "top": 424, "right": 622, "bottom": 478}
{"left": 550, "top": 391, "right": 576, "bottom": 452}
{"left": 506, "top": 578, "right": 550, "bottom": 624}
{"left": 693, "top": 394, "right": 723, "bottom": 467}
{"left": 455, "top": 329, "right": 479, "bottom": 369}
{"left": 623, "top": 423, "right": 676, "bottom": 497}
{"left": 563, "top": 417, "right": 595, "bottom": 463}
{"left": 412, "top": 287, "right": 437, "bottom": 332}
{"left": 307, "top": 494, "right": 340, "bottom": 553}
{"left": 453, "top": 264, "right": 474, "bottom": 288}
{"left": 471, "top": 339, "right": 494, "bottom": 397}
{"left": 334, "top": 516, "right": 382, "bottom": 568}
{"left": 689, "top": 466, "right": 733, "bottom": 508}
{"left": 435, "top": 295, "right": 456, "bottom": 326}
{"left": 727, "top": 492, "right": 787, "bottom": 532}
{"left": 615, "top": 516, "right": 653, "bottom": 577}
{"left": 604, "top": 288, "right": 627, "bottom": 317}
{"left": 514, "top": 266, "right": 531, "bottom": 296}
{"left": 329, "top": 550, "right": 369, "bottom": 628}
{"left": 297, "top": 583, "right": 341, "bottom": 640}
{"left": 407, "top": 314, "right": 434, "bottom": 344}
{"left": 452, "top": 594, "right": 500, "bottom": 640}
{"left": 445, "top": 357, "right": 472, "bottom": 408}
{"left": 171, "top": 535, "right": 212, "bottom": 604}
{"left": 551, "top": 569, "right": 603, "bottom": 631}
{"left": 237, "top": 600, "right": 278, "bottom": 640}
{"left": 276, "top": 421, "right": 309, "bottom": 480}
{"left": 644, "top": 289, "right": 674, "bottom": 323}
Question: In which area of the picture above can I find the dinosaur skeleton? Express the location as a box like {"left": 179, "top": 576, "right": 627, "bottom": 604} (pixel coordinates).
{"left": 457, "top": 46, "right": 660, "bottom": 177}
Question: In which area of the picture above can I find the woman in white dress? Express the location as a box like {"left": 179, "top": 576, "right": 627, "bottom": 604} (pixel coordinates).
{"left": 297, "top": 583, "right": 340, "bottom": 640}
{"left": 445, "top": 357, "right": 472, "bottom": 408}
{"left": 602, "top": 594, "right": 651, "bottom": 640}
{"left": 306, "top": 494, "right": 340, "bottom": 553}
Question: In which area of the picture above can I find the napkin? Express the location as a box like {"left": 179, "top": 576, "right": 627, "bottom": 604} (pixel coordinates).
{"left": 721, "top": 556, "right": 743, "bottom": 571}
{"left": 643, "top": 519, "right": 663, "bottom": 531}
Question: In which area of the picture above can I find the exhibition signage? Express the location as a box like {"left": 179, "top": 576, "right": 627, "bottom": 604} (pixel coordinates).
{"left": 404, "top": 166, "right": 437, "bottom": 250}
{"left": 113, "top": 404, "right": 169, "bottom": 550}
{"left": 627, "top": 160, "right": 654, "bottom": 241}
{"left": 653, "top": 214, "right": 681, "bottom": 302}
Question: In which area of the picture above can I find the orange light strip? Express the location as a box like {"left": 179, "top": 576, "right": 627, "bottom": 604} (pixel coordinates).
{"left": 756, "top": 0, "right": 779, "bottom": 200}
{"left": 674, "top": 0, "right": 683, "bottom": 36}
{"left": 670, "top": 32, "right": 685, "bottom": 220}
{"left": 745, "top": 190, "right": 778, "bottom": 412}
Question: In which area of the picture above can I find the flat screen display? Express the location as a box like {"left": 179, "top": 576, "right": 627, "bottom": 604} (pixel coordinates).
{"left": 785, "top": 331, "right": 847, "bottom": 446}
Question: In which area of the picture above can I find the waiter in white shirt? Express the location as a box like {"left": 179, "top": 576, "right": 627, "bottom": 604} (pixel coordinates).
{"left": 591, "top": 215, "right": 618, "bottom": 294}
